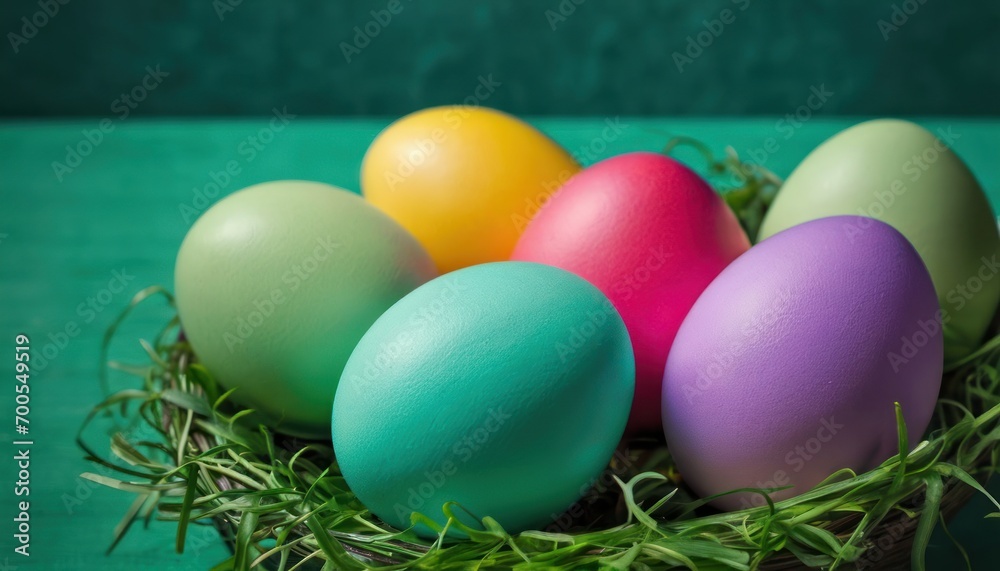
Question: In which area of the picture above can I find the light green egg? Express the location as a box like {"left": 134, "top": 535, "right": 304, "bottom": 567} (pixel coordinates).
{"left": 332, "top": 261, "right": 634, "bottom": 536}
{"left": 760, "top": 119, "right": 1000, "bottom": 359}
{"left": 175, "top": 180, "right": 437, "bottom": 437}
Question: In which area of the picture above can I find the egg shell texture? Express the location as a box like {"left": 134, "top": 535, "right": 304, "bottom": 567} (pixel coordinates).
{"left": 332, "top": 261, "right": 634, "bottom": 535}
{"left": 362, "top": 106, "right": 581, "bottom": 273}
{"left": 662, "top": 215, "right": 943, "bottom": 511}
{"left": 512, "top": 152, "right": 750, "bottom": 433}
{"left": 175, "top": 181, "right": 436, "bottom": 437}
{"left": 759, "top": 119, "right": 1000, "bottom": 360}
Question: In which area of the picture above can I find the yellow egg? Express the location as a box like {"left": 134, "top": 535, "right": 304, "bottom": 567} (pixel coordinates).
{"left": 361, "top": 106, "right": 581, "bottom": 273}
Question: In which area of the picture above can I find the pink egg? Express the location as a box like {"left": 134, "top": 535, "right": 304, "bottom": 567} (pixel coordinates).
{"left": 511, "top": 152, "right": 750, "bottom": 433}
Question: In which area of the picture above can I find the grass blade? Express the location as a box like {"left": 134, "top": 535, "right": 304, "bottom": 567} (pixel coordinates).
{"left": 911, "top": 473, "right": 944, "bottom": 571}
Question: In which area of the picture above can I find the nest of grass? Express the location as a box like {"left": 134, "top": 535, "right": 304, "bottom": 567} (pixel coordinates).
{"left": 79, "top": 142, "right": 1000, "bottom": 570}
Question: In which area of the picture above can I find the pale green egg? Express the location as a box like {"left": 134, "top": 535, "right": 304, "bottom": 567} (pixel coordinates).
{"left": 175, "top": 180, "right": 436, "bottom": 437}
{"left": 760, "top": 119, "right": 1000, "bottom": 359}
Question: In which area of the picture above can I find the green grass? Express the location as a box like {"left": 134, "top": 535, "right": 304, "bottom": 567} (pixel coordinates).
{"left": 79, "top": 143, "right": 1000, "bottom": 570}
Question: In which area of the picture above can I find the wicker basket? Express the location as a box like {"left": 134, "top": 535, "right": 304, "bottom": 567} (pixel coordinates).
{"left": 156, "top": 338, "right": 996, "bottom": 571}
{"left": 82, "top": 146, "right": 999, "bottom": 569}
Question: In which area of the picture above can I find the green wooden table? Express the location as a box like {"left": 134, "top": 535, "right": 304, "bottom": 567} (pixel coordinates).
{"left": 1, "top": 118, "right": 998, "bottom": 569}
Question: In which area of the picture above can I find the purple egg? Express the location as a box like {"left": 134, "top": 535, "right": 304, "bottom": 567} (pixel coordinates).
{"left": 662, "top": 215, "right": 943, "bottom": 511}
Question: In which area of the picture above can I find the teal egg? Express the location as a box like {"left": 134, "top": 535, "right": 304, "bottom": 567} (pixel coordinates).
{"left": 332, "top": 261, "right": 634, "bottom": 535}
{"left": 175, "top": 180, "right": 437, "bottom": 437}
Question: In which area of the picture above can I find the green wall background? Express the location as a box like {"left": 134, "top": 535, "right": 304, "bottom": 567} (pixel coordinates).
{"left": 2, "top": 0, "right": 998, "bottom": 117}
